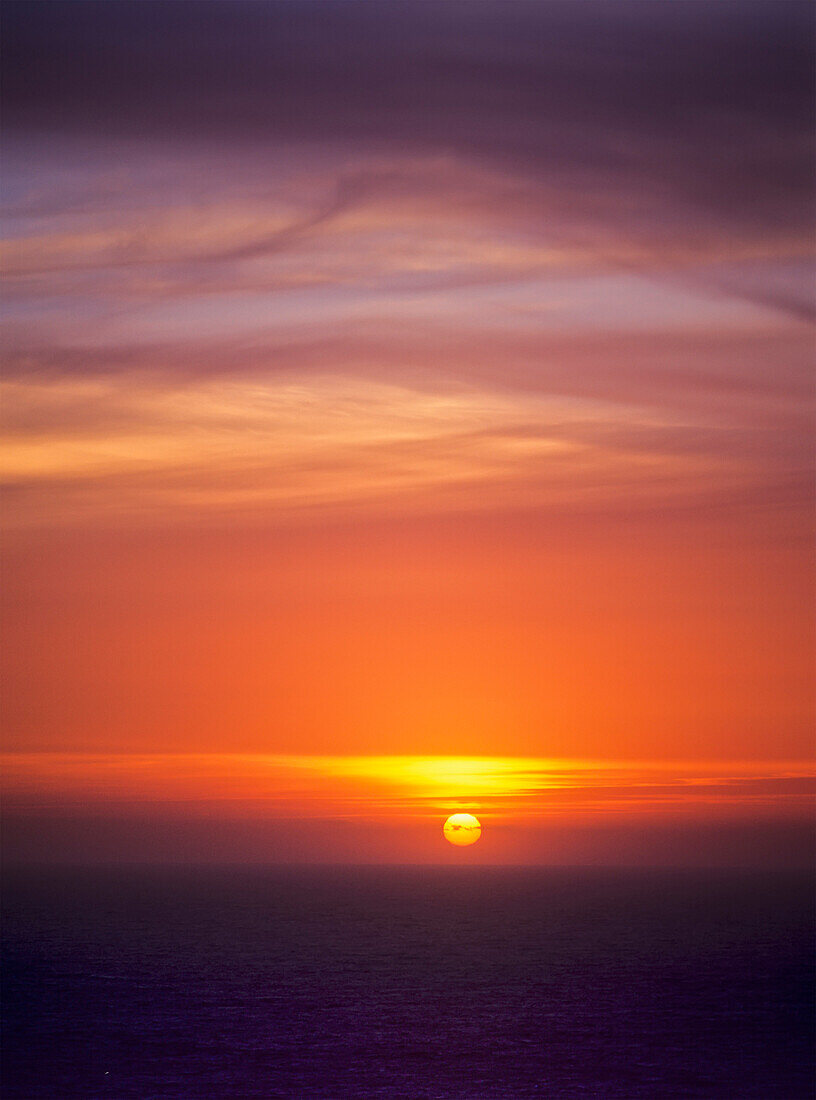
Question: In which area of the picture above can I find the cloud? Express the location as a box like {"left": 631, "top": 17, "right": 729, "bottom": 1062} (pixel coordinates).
{"left": 3, "top": 343, "right": 812, "bottom": 533}
{"left": 1, "top": 4, "right": 812, "bottom": 535}
{"left": 4, "top": 1, "right": 813, "bottom": 241}
{"left": 3, "top": 154, "right": 812, "bottom": 322}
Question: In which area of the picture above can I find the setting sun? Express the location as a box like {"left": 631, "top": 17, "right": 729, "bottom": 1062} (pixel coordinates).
{"left": 443, "top": 813, "right": 482, "bottom": 846}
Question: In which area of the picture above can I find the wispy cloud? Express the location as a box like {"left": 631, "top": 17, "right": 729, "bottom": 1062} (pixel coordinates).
{"left": 5, "top": 362, "right": 808, "bottom": 531}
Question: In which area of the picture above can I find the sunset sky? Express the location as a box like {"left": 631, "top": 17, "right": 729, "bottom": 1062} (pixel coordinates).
{"left": 2, "top": 1, "right": 814, "bottom": 864}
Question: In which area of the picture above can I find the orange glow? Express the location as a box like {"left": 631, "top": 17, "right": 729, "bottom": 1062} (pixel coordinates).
{"left": 3, "top": 753, "right": 813, "bottom": 818}
{"left": 3, "top": 753, "right": 812, "bottom": 864}
{"left": 3, "top": 510, "right": 813, "bottom": 761}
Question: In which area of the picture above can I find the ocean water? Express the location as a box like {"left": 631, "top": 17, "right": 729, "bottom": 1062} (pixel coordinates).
{"left": 2, "top": 866, "right": 814, "bottom": 1098}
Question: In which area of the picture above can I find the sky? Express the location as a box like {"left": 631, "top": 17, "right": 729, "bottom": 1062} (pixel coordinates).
{"left": 2, "top": 1, "right": 814, "bottom": 864}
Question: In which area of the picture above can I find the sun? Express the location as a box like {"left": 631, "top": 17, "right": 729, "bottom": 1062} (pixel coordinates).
{"left": 443, "top": 813, "right": 482, "bottom": 846}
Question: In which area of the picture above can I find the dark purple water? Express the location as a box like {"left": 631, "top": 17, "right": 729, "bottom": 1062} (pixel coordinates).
{"left": 2, "top": 866, "right": 814, "bottom": 1098}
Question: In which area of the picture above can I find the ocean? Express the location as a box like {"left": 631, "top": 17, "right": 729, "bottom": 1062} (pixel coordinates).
{"left": 2, "top": 866, "right": 814, "bottom": 1098}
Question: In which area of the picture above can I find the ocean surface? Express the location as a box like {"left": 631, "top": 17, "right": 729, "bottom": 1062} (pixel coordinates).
{"left": 2, "top": 866, "right": 814, "bottom": 1098}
